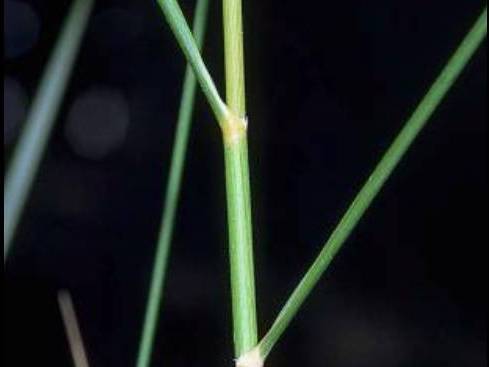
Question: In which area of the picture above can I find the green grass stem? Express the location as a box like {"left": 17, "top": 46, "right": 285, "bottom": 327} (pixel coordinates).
{"left": 156, "top": 0, "right": 259, "bottom": 358}
{"left": 223, "top": 0, "right": 246, "bottom": 117}
{"left": 223, "top": 130, "right": 258, "bottom": 358}
{"left": 221, "top": 0, "right": 259, "bottom": 359}
{"left": 3, "top": 0, "right": 94, "bottom": 259}
{"left": 256, "top": 7, "right": 487, "bottom": 361}
{"left": 136, "top": 1, "right": 210, "bottom": 366}
{"left": 156, "top": 0, "right": 228, "bottom": 124}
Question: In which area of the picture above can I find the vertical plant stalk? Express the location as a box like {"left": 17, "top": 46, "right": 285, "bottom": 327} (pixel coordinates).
{"left": 58, "top": 291, "right": 91, "bottom": 367}
{"left": 222, "top": 0, "right": 259, "bottom": 359}
{"left": 3, "top": 0, "right": 94, "bottom": 259}
{"left": 223, "top": 0, "right": 246, "bottom": 116}
{"left": 223, "top": 119, "right": 258, "bottom": 358}
{"left": 136, "top": 1, "right": 210, "bottom": 366}
{"left": 156, "top": 0, "right": 259, "bottom": 359}
{"left": 247, "top": 7, "right": 487, "bottom": 363}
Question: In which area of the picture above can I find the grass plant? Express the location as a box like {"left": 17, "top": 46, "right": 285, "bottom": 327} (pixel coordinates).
{"left": 156, "top": 0, "right": 259, "bottom": 359}
{"left": 4, "top": 1, "right": 487, "bottom": 366}
{"left": 154, "top": 2, "right": 487, "bottom": 366}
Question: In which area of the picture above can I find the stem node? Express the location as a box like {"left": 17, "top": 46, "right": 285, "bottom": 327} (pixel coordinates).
{"left": 222, "top": 113, "right": 248, "bottom": 146}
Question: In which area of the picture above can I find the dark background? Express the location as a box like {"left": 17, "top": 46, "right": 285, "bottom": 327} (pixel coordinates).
{"left": 4, "top": 0, "right": 487, "bottom": 366}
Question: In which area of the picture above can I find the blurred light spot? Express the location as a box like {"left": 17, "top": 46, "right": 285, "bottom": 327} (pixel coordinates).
{"left": 4, "top": 0, "right": 40, "bottom": 58}
{"left": 90, "top": 7, "right": 143, "bottom": 50}
{"left": 4, "top": 77, "right": 28, "bottom": 145}
{"left": 65, "top": 87, "right": 130, "bottom": 159}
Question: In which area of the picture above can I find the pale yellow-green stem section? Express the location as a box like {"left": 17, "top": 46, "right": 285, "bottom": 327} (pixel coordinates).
{"left": 223, "top": 0, "right": 247, "bottom": 117}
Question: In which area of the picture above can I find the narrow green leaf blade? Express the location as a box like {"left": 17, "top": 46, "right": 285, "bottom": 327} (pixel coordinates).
{"left": 136, "top": 1, "right": 210, "bottom": 366}
{"left": 258, "top": 7, "right": 487, "bottom": 360}
{"left": 156, "top": 0, "right": 228, "bottom": 123}
{"left": 4, "top": 0, "right": 94, "bottom": 259}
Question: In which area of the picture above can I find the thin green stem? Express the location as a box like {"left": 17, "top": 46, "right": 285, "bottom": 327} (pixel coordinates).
{"left": 223, "top": 128, "right": 258, "bottom": 358}
{"left": 223, "top": 0, "right": 246, "bottom": 117}
{"left": 156, "top": 0, "right": 258, "bottom": 358}
{"left": 156, "top": 0, "right": 228, "bottom": 123}
{"left": 3, "top": 0, "right": 94, "bottom": 259}
{"left": 257, "top": 7, "right": 487, "bottom": 360}
{"left": 136, "top": 1, "right": 210, "bottom": 366}
{"left": 222, "top": 0, "right": 258, "bottom": 358}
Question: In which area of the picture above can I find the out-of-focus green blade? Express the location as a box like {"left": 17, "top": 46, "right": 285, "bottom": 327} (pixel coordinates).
{"left": 4, "top": 0, "right": 94, "bottom": 259}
